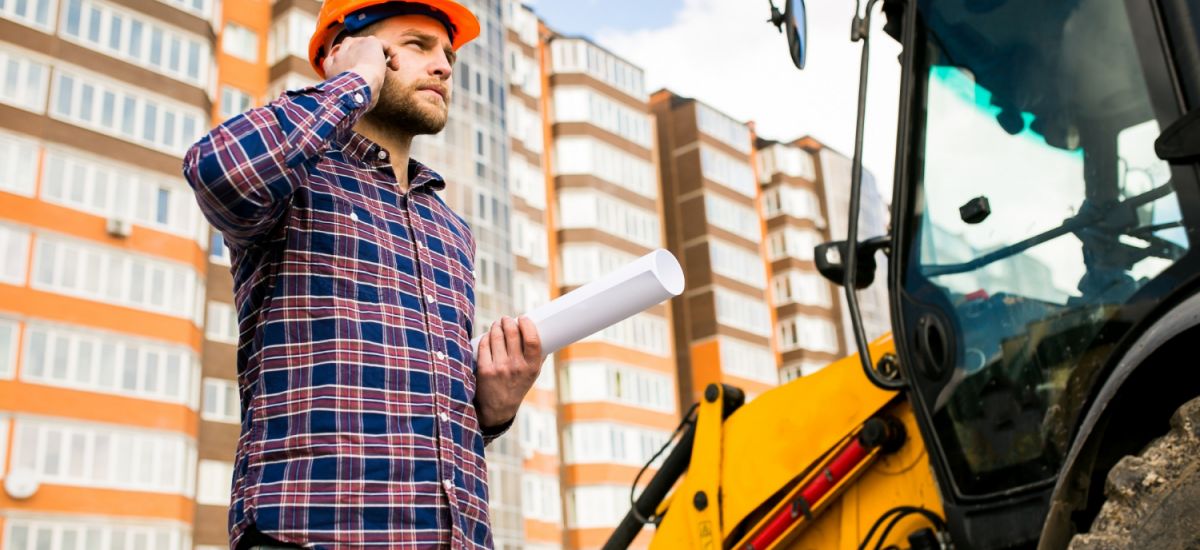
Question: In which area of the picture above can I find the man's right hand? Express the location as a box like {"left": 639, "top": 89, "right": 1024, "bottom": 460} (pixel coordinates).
{"left": 322, "top": 36, "right": 402, "bottom": 111}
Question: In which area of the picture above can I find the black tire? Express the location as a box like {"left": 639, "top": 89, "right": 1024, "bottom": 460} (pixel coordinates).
{"left": 1067, "top": 396, "right": 1200, "bottom": 550}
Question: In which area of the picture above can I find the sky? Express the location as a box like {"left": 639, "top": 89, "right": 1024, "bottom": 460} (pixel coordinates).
{"left": 526, "top": 0, "right": 904, "bottom": 203}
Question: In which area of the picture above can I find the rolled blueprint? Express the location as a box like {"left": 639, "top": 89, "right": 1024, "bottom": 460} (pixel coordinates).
{"left": 473, "top": 248, "right": 685, "bottom": 357}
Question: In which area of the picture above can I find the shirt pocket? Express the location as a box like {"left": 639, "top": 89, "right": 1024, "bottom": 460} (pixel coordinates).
{"left": 304, "top": 189, "right": 388, "bottom": 299}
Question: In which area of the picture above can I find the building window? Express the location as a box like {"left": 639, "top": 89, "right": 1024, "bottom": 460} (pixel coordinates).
{"left": 31, "top": 236, "right": 201, "bottom": 319}
{"left": 0, "top": 130, "right": 39, "bottom": 197}
{"left": 210, "top": 230, "right": 231, "bottom": 264}
{"left": 767, "top": 227, "right": 823, "bottom": 261}
{"left": 561, "top": 360, "right": 675, "bottom": 412}
{"left": 10, "top": 417, "right": 196, "bottom": 495}
{"left": 557, "top": 189, "right": 660, "bottom": 249}
{"left": 511, "top": 213, "right": 547, "bottom": 268}
{"left": 205, "top": 301, "right": 239, "bottom": 344}
{"left": 268, "top": 9, "right": 315, "bottom": 64}
{"left": 21, "top": 322, "right": 197, "bottom": 404}
{"left": 50, "top": 67, "right": 206, "bottom": 156}
{"left": 567, "top": 485, "right": 644, "bottom": 529}
{"left": 718, "top": 336, "right": 776, "bottom": 384}
{"left": 508, "top": 154, "right": 545, "bottom": 208}
{"left": 521, "top": 473, "right": 562, "bottom": 523}
{"left": 554, "top": 136, "right": 655, "bottom": 198}
{"left": 0, "top": 47, "right": 49, "bottom": 113}
{"left": 517, "top": 405, "right": 557, "bottom": 456}
{"left": 512, "top": 273, "right": 547, "bottom": 319}
{"left": 202, "top": 377, "right": 239, "bottom": 423}
{"left": 0, "top": 224, "right": 30, "bottom": 285}
{"left": 758, "top": 143, "right": 817, "bottom": 182}
{"left": 0, "top": 0, "right": 56, "bottom": 31}
{"left": 563, "top": 422, "right": 670, "bottom": 466}
{"left": 60, "top": 0, "right": 210, "bottom": 86}
{"left": 704, "top": 194, "right": 760, "bottom": 241}
{"left": 219, "top": 85, "right": 253, "bottom": 120}
{"left": 552, "top": 87, "right": 652, "bottom": 148}
{"left": 700, "top": 144, "right": 756, "bottom": 197}
{"left": 222, "top": 23, "right": 259, "bottom": 63}
{"left": 713, "top": 288, "right": 771, "bottom": 336}
{"left": 42, "top": 146, "right": 202, "bottom": 239}
{"left": 778, "top": 315, "right": 839, "bottom": 353}
{"left": 507, "top": 101, "right": 543, "bottom": 154}
{"left": 708, "top": 238, "right": 766, "bottom": 288}
{"left": 0, "top": 319, "right": 18, "bottom": 379}
{"left": 196, "top": 459, "right": 234, "bottom": 505}
{"left": 550, "top": 38, "right": 645, "bottom": 100}
{"left": 3, "top": 516, "right": 192, "bottom": 550}
{"left": 560, "top": 244, "right": 636, "bottom": 287}
{"left": 763, "top": 185, "right": 824, "bottom": 223}
{"left": 772, "top": 270, "right": 833, "bottom": 307}
{"left": 696, "top": 103, "right": 752, "bottom": 154}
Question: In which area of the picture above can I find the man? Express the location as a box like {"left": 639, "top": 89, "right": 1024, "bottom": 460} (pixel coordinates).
{"left": 183, "top": 1, "right": 543, "bottom": 548}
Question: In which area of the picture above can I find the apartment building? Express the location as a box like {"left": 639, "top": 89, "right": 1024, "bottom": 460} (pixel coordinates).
{"left": 815, "top": 148, "right": 891, "bottom": 347}
{"left": 757, "top": 137, "right": 851, "bottom": 381}
{"left": 650, "top": 90, "right": 778, "bottom": 407}
{"left": 539, "top": 31, "right": 679, "bottom": 549}
{"left": 501, "top": 2, "right": 561, "bottom": 549}
{"left": 0, "top": 0, "right": 217, "bottom": 547}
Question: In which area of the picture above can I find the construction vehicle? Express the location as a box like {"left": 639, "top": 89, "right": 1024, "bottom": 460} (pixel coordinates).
{"left": 603, "top": 0, "right": 1200, "bottom": 548}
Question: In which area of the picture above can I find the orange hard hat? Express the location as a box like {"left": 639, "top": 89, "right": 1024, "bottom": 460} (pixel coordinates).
{"left": 309, "top": 0, "right": 480, "bottom": 78}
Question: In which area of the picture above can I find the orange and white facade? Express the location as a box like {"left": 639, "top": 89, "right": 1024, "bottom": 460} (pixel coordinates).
{"left": 539, "top": 31, "right": 679, "bottom": 550}
{"left": 0, "top": 0, "right": 219, "bottom": 546}
{"left": 502, "top": 2, "right": 562, "bottom": 549}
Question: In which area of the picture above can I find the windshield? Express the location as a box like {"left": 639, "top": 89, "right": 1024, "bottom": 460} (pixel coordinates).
{"left": 905, "top": 0, "right": 1188, "bottom": 496}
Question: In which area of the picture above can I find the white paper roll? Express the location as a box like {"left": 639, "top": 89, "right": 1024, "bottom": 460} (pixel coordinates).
{"left": 473, "top": 248, "right": 685, "bottom": 357}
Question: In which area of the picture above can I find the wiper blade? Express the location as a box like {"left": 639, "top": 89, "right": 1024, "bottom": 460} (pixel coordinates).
{"left": 922, "top": 182, "right": 1176, "bottom": 277}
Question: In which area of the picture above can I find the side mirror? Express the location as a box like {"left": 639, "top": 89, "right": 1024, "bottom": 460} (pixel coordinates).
{"left": 815, "top": 236, "right": 890, "bottom": 289}
{"left": 769, "top": 0, "right": 808, "bottom": 69}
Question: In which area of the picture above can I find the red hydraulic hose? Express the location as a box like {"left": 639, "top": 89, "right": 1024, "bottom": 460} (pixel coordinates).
{"left": 743, "top": 438, "right": 872, "bottom": 549}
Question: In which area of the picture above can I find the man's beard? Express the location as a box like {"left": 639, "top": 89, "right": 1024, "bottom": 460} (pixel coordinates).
{"left": 366, "top": 75, "right": 449, "bottom": 135}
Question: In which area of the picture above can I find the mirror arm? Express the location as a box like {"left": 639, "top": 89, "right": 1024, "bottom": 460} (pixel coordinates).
{"left": 845, "top": 0, "right": 906, "bottom": 390}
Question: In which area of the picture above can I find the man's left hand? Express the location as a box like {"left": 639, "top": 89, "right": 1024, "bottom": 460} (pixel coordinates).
{"left": 475, "top": 316, "right": 545, "bottom": 429}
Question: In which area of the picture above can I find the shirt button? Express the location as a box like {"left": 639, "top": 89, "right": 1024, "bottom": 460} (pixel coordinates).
{"left": 353, "top": 92, "right": 365, "bottom": 105}
{"left": 425, "top": 293, "right": 435, "bottom": 304}
{"left": 442, "top": 479, "right": 453, "bottom": 491}
{"left": 439, "top": 412, "right": 450, "bottom": 423}
{"left": 377, "top": 149, "right": 388, "bottom": 160}
{"left": 349, "top": 212, "right": 358, "bottom": 221}
{"left": 435, "top": 351, "right": 446, "bottom": 361}
{"left": 416, "top": 241, "right": 426, "bottom": 249}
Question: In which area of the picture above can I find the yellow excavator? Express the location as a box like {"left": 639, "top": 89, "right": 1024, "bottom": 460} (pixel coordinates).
{"left": 604, "top": 0, "right": 1200, "bottom": 548}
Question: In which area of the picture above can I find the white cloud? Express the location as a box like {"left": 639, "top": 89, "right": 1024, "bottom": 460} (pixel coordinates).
{"left": 593, "top": 0, "right": 902, "bottom": 201}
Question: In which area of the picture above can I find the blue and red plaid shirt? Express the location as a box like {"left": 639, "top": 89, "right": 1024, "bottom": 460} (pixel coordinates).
{"left": 184, "top": 71, "right": 506, "bottom": 549}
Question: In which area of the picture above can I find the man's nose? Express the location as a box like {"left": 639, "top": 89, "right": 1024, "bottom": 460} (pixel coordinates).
{"left": 430, "top": 53, "right": 452, "bottom": 80}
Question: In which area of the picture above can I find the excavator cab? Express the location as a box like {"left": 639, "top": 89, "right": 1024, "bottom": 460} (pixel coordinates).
{"left": 885, "top": 0, "right": 1200, "bottom": 545}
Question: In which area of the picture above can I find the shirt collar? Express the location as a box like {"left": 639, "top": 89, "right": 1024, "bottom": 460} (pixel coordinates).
{"left": 340, "top": 133, "right": 447, "bottom": 192}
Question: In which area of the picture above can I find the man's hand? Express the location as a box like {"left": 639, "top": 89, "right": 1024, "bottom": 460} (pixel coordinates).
{"left": 322, "top": 35, "right": 402, "bottom": 110}
{"left": 475, "top": 316, "right": 545, "bottom": 429}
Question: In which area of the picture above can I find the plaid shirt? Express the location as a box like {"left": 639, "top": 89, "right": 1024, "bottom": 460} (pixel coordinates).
{"left": 184, "top": 71, "right": 505, "bottom": 549}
